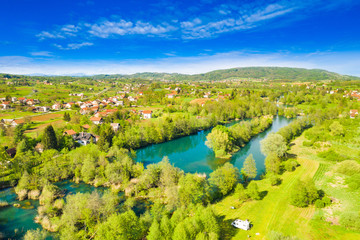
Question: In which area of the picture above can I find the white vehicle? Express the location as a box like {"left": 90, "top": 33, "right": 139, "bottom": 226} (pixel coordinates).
{"left": 231, "top": 219, "right": 251, "bottom": 230}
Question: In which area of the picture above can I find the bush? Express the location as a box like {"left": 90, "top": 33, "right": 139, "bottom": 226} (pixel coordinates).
{"left": 318, "top": 149, "right": 347, "bottom": 162}
{"left": 314, "top": 199, "right": 325, "bottom": 208}
{"left": 284, "top": 160, "right": 298, "bottom": 172}
{"left": 346, "top": 174, "right": 360, "bottom": 190}
{"left": 335, "top": 160, "right": 360, "bottom": 176}
{"left": 268, "top": 231, "right": 299, "bottom": 240}
{"left": 269, "top": 175, "right": 281, "bottom": 186}
{"left": 302, "top": 140, "right": 313, "bottom": 147}
{"left": 340, "top": 211, "right": 360, "bottom": 230}
{"left": 322, "top": 196, "right": 332, "bottom": 206}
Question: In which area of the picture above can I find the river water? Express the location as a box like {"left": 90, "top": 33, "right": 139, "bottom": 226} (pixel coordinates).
{"left": 0, "top": 116, "right": 292, "bottom": 239}
{"left": 135, "top": 116, "right": 292, "bottom": 176}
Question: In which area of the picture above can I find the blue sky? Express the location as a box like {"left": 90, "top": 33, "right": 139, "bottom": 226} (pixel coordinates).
{"left": 1, "top": 0, "right": 360, "bottom": 75}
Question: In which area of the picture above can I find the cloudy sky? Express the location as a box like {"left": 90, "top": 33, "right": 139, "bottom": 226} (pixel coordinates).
{"left": 1, "top": 0, "right": 360, "bottom": 75}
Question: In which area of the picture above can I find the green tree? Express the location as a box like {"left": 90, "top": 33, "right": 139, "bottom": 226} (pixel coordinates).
{"left": 14, "top": 124, "right": 25, "bottom": 143}
{"left": 95, "top": 211, "right": 144, "bottom": 240}
{"left": 16, "top": 137, "right": 31, "bottom": 153}
{"left": 160, "top": 215, "right": 173, "bottom": 240}
{"left": 329, "top": 121, "right": 345, "bottom": 136}
{"left": 24, "top": 228, "right": 47, "bottom": 240}
{"left": 209, "top": 162, "right": 239, "bottom": 196}
{"left": 42, "top": 125, "right": 57, "bottom": 150}
{"left": 241, "top": 154, "right": 257, "bottom": 181}
{"left": 260, "top": 133, "right": 287, "bottom": 157}
{"left": 178, "top": 174, "right": 210, "bottom": 206}
{"left": 172, "top": 222, "right": 189, "bottom": 240}
{"left": 265, "top": 153, "right": 281, "bottom": 174}
{"left": 246, "top": 181, "right": 261, "bottom": 200}
{"left": 234, "top": 183, "right": 248, "bottom": 203}
{"left": 63, "top": 112, "right": 71, "bottom": 122}
{"left": 205, "top": 125, "right": 234, "bottom": 157}
{"left": 147, "top": 220, "right": 162, "bottom": 240}
{"left": 290, "top": 179, "right": 319, "bottom": 207}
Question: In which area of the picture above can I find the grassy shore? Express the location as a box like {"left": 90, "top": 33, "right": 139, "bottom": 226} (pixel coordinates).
{"left": 214, "top": 134, "right": 360, "bottom": 239}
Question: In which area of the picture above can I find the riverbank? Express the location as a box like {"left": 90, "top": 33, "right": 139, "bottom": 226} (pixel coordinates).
{"left": 214, "top": 118, "right": 360, "bottom": 239}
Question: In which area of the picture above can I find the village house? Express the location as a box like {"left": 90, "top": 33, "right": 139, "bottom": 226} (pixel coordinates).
{"left": 65, "top": 102, "right": 75, "bottom": 109}
{"left": 114, "top": 100, "right": 124, "bottom": 106}
{"left": 11, "top": 97, "right": 17, "bottom": 103}
{"left": 18, "top": 97, "right": 26, "bottom": 104}
{"left": 26, "top": 99, "right": 34, "bottom": 105}
{"left": 52, "top": 103, "right": 62, "bottom": 110}
{"left": 82, "top": 124, "right": 91, "bottom": 130}
{"left": 73, "top": 132, "right": 96, "bottom": 146}
{"left": 95, "top": 111, "right": 108, "bottom": 118}
{"left": 90, "top": 116, "right": 103, "bottom": 125}
{"left": 80, "top": 107, "right": 91, "bottom": 115}
{"left": 166, "top": 93, "right": 175, "bottom": 99}
{"left": 37, "top": 106, "right": 50, "bottom": 112}
{"left": 10, "top": 119, "right": 24, "bottom": 127}
{"left": 142, "top": 110, "right": 153, "bottom": 119}
{"left": 64, "top": 129, "right": 77, "bottom": 136}
{"left": 350, "top": 109, "right": 358, "bottom": 119}
{"left": 0, "top": 102, "right": 11, "bottom": 110}
{"left": 110, "top": 123, "right": 120, "bottom": 132}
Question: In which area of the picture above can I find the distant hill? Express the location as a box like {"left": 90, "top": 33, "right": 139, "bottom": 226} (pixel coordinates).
{"left": 92, "top": 67, "right": 359, "bottom": 81}
{"left": 2, "top": 67, "right": 359, "bottom": 81}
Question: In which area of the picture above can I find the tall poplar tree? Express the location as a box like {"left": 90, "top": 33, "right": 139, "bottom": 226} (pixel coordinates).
{"left": 241, "top": 154, "right": 257, "bottom": 181}
{"left": 42, "top": 125, "right": 57, "bottom": 150}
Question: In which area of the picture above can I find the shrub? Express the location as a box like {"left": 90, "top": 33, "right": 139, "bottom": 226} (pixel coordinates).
{"left": 269, "top": 175, "right": 281, "bottom": 186}
{"left": 284, "top": 160, "right": 298, "bottom": 172}
{"left": 335, "top": 160, "right": 360, "bottom": 176}
{"left": 302, "top": 140, "right": 313, "bottom": 147}
{"left": 346, "top": 174, "right": 360, "bottom": 190}
{"left": 322, "top": 196, "right": 332, "bottom": 206}
{"left": 340, "top": 212, "right": 360, "bottom": 230}
{"left": 318, "top": 149, "right": 347, "bottom": 162}
{"left": 268, "top": 231, "right": 299, "bottom": 240}
{"left": 315, "top": 199, "right": 325, "bottom": 208}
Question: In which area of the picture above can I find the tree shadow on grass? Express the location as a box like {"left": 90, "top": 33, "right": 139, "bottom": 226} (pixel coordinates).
{"left": 259, "top": 190, "right": 268, "bottom": 200}
{"left": 218, "top": 215, "right": 239, "bottom": 240}
{"left": 286, "top": 153, "right": 297, "bottom": 159}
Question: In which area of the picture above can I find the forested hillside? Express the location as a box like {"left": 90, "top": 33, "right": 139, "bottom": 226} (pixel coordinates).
{"left": 92, "top": 67, "right": 359, "bottom": 81}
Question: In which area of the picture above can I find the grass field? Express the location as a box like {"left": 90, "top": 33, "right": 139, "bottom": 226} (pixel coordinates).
{"left": 214, "top": 135, "right": 360, "bottom": 239}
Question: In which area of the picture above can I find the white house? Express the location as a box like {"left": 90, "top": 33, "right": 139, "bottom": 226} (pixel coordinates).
{"left": 52, "top": 103, "right": 62, "bottom": 110}
{"left": 90, "top": 116, "right": 103, "bottom": 125}
{"left": 110, "top": 123, "right": 120, "bottom": 132}
{"left": 142, "top": 110, "right": 152, "bottom": 119}
{"left": 231, "top": 219, "right": 251, "bottom": 230}
{"left": 350, "top": 109, "right": 358, "bottom": 119}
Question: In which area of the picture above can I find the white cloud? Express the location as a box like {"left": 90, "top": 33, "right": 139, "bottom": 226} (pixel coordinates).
{"left": 54, "top": 42, "right": 93, "bottom": 50}
{"left": 36, "top": 31, "right": 66, "bottom": 40}
{"left": 88, "top": 20, "right": 176, "bottom": 38}
{"left": 30, "top": 51, "right": 53, "bottom": 57}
